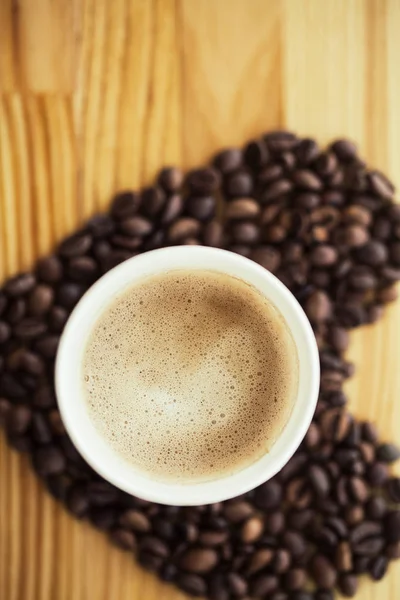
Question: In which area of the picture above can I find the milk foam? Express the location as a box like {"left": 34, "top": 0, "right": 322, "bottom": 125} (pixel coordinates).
{"left": 82, "top": 270, "right": 298, "bottom": 482}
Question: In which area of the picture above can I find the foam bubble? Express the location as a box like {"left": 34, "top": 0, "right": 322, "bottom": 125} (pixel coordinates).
{"left": 82, "top": 270, "right": 299, "bottom": 483}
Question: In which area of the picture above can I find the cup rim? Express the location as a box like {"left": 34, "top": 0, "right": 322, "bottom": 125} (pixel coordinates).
{"left": 56, "top": 246, "right": 320, "bottom": 505}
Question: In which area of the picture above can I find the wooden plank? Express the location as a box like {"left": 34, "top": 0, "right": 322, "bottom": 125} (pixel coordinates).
{"left": 0, "top": 0, "right": 399, "bottom": 598}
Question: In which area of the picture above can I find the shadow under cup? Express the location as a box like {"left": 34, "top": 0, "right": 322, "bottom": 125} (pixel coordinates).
{"left": 55, "top": 246, "right": 320, "bottom": 506}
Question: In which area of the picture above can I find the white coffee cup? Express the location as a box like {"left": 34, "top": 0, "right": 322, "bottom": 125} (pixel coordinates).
{"left": 56, "top": 246, "right": 319, "bottom": 506}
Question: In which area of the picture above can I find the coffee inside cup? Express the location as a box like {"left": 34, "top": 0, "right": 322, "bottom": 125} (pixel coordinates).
{"left": 82, "top": 269, "right": 299, "bottom": 483}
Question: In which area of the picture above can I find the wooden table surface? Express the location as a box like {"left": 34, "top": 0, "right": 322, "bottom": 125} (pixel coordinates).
{"left": 1, "top": 1, "right": 400, "bottom": 599}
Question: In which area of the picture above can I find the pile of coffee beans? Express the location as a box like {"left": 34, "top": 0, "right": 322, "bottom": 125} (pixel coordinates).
{"left": 1, "top": 131, "right": 400, "bottom": 599}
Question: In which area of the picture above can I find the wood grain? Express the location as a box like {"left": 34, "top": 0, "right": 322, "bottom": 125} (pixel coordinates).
{"left": 1, "top": 1, "right": 400, "bottom": 598}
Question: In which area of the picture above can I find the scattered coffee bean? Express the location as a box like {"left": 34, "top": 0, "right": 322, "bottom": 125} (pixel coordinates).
{"left": 1, "top": 131, "right": 400, "bottom": 600}
{"left": 387, "top": 477, "right": 400, "bottom": 503}
{"left": 158, "top": 167, "right": 183, "bottom": 193}
{"left": 377, "top": 443, "right": 400, "bottom": 463}
{"left": 112, "top": 191, "right": 141, "bottom": 218}
{"left": 311, "top": 555, "right": 337, "bottom": 588}
{"left": 179, "top": 548, "right": 218, "bottom": 573}
{"left": 338, "top": 573, "right": 358, "bottom": 597}
{"left": 4, "top": 273, "right": 36, "bottom": 297}
{"left": 28, "top": 285, "right": 54, "bottom": 316}
{"left": 241, "top": 516, "right": 264, "bottom": 543}
{"left": 36, "top": 256, "right": 63, "bottom": 283}
{"left": 214, "top": 148, "right": 243, "bottom": 174}
{"left": 33, "top": 446, "right": 66, "bottom": 476}
{"left": 177, "top": 573, "right": 207, "bottom": 596}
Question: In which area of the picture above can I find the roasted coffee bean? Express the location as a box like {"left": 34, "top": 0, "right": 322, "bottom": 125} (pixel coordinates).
{"left": 14, "top": 319, "right": 47, "bottom": 340}
{"left": 296, "top": 138, "right": 319, "bottom": 164}
{"left": 227, "top": 572, "right": 248, "bottom": 596}
{"left": 310, "top": 245, "right": 338, "bottom": 267}
{"left": 225, "top": 170, "right": 253, "bottom": 197}
{"left": 254, "top": 481, "right": 282, "bottom": 510}
{"left": 369, "top": 555, "right": 388, "bottom": 581}
{"left": 4, "top": 274, "right": 36, "bottom": 297}
{"left": 264, "top": 224, "right": 286, "bottom": 243}
{"left": 111, "top": 191, "right": 141, "bottom": 218}
{"left": 368, "top": 171, "right": 395, "bottom": 199}
{"left": 202, "top": 220, "right": 223, "bottom": 247}
{"left": 241, "top": 516, "right": 264, "bottom": 543}
{"left": 250, "top": 574, "right": 279, "bottom": 597}
{"left": 292, "top": 169, "right": 322, "bottom": 190}
{"left": 250, "top": 246, "right": 281, "bottom": 273}
{"left": 33, "top": 386, "right": 56, "bottom": 409}
{"left": 335, "top": 541, "right": 353, "bottom": 572}
{"left": 311, "top": 555, "right": 337, "bottom": 588}
{"left": 160, "top": 194, "right": 184, "bottom": 225}
{"left": 198, "top": 530, "right": 227, "bottom": 546}
{"left": 244, "top": 139, "right": 270, "bottom": 168}
{"left": 186, "top": 196, "right": 215, "bottom": 221}
{"left": 177, "top": 574, "right": 207, "bottom": 596}
{"left": 338, "top": 574, "right": 358, "bottom": 597}
{"left": 290, "top": 593, "right": 313, "bottom": 600}
{"left": 0, "top": 373, "right": 27, "bottom": 398}
{"left": 225, "top": 198, "right": 260, "bottom": 220}
{"left": 214, "top": 148, "right": 243, "bottom": 173}
{"left": 265, "top": 511, "right": 285, "bottom": 536}
{"left": 56, "top": 283, "right": 85, "bottom": 309}
{"left": 168, "top": 218, "right": 201, "bottom": 242}
{"left": 366, "top": 496, "right": 387, "bottom": 520}
{"left": 377, "top": 443, "right": 400, "bottom": 463}
{"left": 245, "top": 548, "right": 273, "bottom": 575}
{"left": 385, "top": 511, "right": 400, "bottom": 543}
{"left": 158, "top": 167, "right": 183, "bottom": 193}
{"left": 111, "top": 234, "right": 141, "bottom": 250}
{"left": 6, "top": 405, "right": 32, "bottom": 435}
{"left": 386, "top": 542, "right": 400, "bottom": 559}
{"left": 367, "top": 462, "right": 389, "bottom": 486}
{"left": 356, "top": 240, "right": 388, "bottom": 266}
{"left": 320, "top": 409, "right": 352, "bottom": 442}
{"left": 179, "top": 548, "right": 218, "bottom": 573}
{"left": 347, "top": 476, "right": 369, "bottom": 503}
{"left": 265, "top": 131, "right": 298, "bottom": 153}
{"left": 119, "top": 509, "right": 151, "bottom": 532}
{"left": 273, "top": 549, "right": 291, "bottom": 573}
{"left": 387, "top": 477, "right": 400, "bottom": 503}
{"left": 309, "top": 464, "right": 331, "bottom": 497}
{"left": 58, "top": 233, "right": 92, "bottom": 258}
{"left": 48, "top": 410, "right": 65, "bottom": 436}
{"left": 224, "top": 501, "right": 254, "bottom": 523}
{"left": 90, "top": 507, "right": 118, "bottom": 531}
{"left": 280, "top": 531, "right": 305, "bottom": 560}
{"left": 86, "top": 214, "right": 115, "bottom": 238}
{"left": 305, "top": 290, "right": 332, "bottom": 323}
{"left": 31, "top": 413, "right": 52, "bottom": 444}
{"left": 283, "top": 568, "right": 306, "bottom": 591}
{"left": 68, "top": 257, "right": 98, "bottom": 282}
{"left": 230, "top": 222, "right": 260, "bottom": 244}
{"left": 27, "top": 285, "right": 54, "bottom": 316}
{"left": 331, "top": 139, "right": 358, "bottom": 161}
{"left": 0, "top": 294, "right": 7, "bottom": 316}
{"left": 16, "top": 350, "right": 45, "bottom": 375}
{"left": 119, "top": 216, "right": 152, "bottom": 237}
{"left": 187, "top": 167, "right": 220, "bottom": 195}
{"left": 0, "top": 321, "right": 11, "bottom": 344}
{"left": 110, "top": 528, "right": 137, "bottom": 551}
{"left": 36, "top": 256, "right": 63, "bottom": 283}
{"left": 261, "top": 179, "right": 293, "bottom": 202}
{"left": 33, "top": 445, "right": 66, "bottom": 476}
{"left": 377, "top": 285, "right": 398, "bottom": 303}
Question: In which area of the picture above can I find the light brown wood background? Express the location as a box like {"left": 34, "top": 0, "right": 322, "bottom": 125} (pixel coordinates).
{"left": 0, "top": 0, "right": 399, "bottom": 599}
